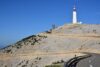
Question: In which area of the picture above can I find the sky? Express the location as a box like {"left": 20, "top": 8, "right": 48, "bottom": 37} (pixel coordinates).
{"left": 0, "top": 0, "right": 100, "bottom": 48}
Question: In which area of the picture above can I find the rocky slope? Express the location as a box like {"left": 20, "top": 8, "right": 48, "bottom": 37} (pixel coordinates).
{"left": 0, "top": 24, "right": 100, "bottom": 67}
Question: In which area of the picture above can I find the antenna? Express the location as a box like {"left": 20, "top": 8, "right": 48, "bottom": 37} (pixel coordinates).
{"left": 72, "top": 0, "right": 78, "bottom": 24}
{"left": 73, "top": 0, "right": 77, "bottom": 11}
{"left": 74, "top": 0, "right": 76, "bottom": 8}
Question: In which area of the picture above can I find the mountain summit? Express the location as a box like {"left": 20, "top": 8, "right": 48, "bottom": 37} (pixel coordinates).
{"left": 0, "top": 24, "right": 100, "bottom": 67}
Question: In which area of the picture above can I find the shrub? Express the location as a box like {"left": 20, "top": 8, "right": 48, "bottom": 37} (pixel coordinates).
{"left": 22, "top": 65, "right": 27, "bottom": 67}
{"left": 5, "top": 49, "right": 11, "bottom": 53}
{"left": 22, "top": 35, "right": 36, "bottom": 41}
{"left": 93, "top": 29, "right": 96, "bottom": 33}
{"left": 26, "top": 61, "right": 28, "bottom": 64}
{"left": 52, "top": 60, "right": 64, "bottom": 64}
{"left": 45, "top": 31, "right": 51, "bottom": 34}
{"left": 16, "top": 44, "right": 22, "bottom": 49}
{"left": 31, "top": 42, "right": 35, "bottom": 45}
{"left": 61, "top": 60, "right": 64, "bottom": 63}
{"left": 45, "top": 64, "right": 62, "bottom": 67}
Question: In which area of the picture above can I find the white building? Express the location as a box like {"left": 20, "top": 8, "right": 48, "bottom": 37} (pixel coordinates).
{"left": 72, "top": 0, "right": 83, "bottom": 24}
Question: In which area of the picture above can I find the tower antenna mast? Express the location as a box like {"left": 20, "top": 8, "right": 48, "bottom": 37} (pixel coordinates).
{"left": 74, "top": 0, "right": 76, "bottom": 8}
{"left": 72, "top": 0, "right": 78, "bottom": 24}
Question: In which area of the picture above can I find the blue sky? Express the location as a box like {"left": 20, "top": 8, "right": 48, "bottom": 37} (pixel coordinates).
{"left": 0, "top": 0, "right": 100, "bottom": 48}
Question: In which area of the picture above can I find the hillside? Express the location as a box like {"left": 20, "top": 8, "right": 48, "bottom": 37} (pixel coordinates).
{"left": 0, "top": 24, "right": 100, "bottom": 67}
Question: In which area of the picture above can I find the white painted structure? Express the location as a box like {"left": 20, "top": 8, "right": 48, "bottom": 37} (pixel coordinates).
{"left": 72, "top": 6, "right": 78, "bottom": 24}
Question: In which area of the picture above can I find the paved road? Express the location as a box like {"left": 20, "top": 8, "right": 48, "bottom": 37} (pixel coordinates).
{"left": 77, "top": 53, "right": 100, "bottom": 67}
{"left": 64, "top": 54, "right": 91, "bottom": 67}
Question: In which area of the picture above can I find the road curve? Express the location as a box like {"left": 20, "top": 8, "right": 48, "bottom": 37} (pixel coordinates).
{"left": 64, "top": 54, "right": 91, "bottom": 67}
{"left": 77, "top": 53, "right": 100, "bottom": 67}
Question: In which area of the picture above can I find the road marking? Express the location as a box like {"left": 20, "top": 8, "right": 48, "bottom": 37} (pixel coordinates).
{"left": 90, "top": 64, "right": 93, "bottom": 67}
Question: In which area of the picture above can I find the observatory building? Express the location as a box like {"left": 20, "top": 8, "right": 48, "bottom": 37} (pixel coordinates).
{"left": 72, "top": 5, "right": 77, "bottom": 24}
{"left": 72, "top": 0, "right": 82, "bottom": 24}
